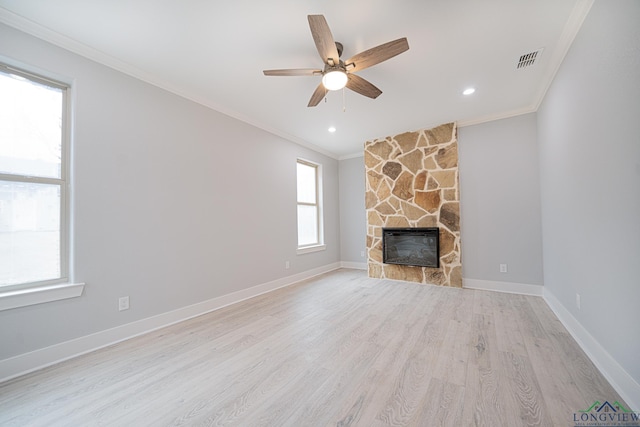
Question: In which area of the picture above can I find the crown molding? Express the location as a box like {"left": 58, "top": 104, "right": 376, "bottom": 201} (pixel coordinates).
{"left": 532, "top": 0, "right": 595, "bottom": 110}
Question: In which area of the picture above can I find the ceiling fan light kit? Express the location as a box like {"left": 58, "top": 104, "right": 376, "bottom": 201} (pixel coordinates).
{"left": 322, "top": 69, "right": 348, "bottom": 91}
{"left": 263, "top": 14, "right": 409, "bottom": 107}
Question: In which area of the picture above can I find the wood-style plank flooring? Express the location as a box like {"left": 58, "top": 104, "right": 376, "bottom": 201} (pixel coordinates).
{"left": 0, "top": 269, "right": 626, "bottom": 426}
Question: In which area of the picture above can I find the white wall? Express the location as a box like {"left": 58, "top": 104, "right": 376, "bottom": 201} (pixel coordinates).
{"left": 338, "top": 156, "right": 366, "bottom": 266}
{"left": 538, "top": 0, "right": 640, "bottom": 398}
{"left": 0, "top": 23, "right": 340, "bottom": 361}
{"left": 458, "top": 114, "right": 544, "bottom": 287}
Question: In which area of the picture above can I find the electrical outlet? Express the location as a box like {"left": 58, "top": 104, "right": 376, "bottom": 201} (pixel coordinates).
{"left": 499, "top": 263, "right": 508, "bottom": 273}
{"left": 360, "top": 251, "right": 365, "bottom": 257}
{"left": 285, "top": 261, "right": 290, "bottom": 269}
{"left": 118, "top": 296, "right": 130, "bottom": 311}
{"left": 576, "top": 293, "right": 581, "bottom": 310}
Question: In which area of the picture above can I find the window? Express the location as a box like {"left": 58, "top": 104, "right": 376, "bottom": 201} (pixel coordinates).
{"left": 296, "top": 159, "right": 324, "bottom": 253}
{"left": 0, "top": 64, "right": 69, "bottom": 291}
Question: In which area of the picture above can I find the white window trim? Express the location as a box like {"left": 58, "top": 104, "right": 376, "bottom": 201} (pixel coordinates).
{"left": 0, "top": 62, "right": 83, "bottom": 311}
{"left": 0, "top": 283, "right": 85, "bottom": 311}
{"left": 296, "top": 244, "right": 327, "bottom": 255}
{"left": 296, "top": 158, "right": 325, "bottom": 253}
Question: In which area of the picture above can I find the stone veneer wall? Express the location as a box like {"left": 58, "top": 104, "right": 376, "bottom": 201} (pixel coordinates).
{"left": 365, "top": 122, "right": 462, "bottom": 287}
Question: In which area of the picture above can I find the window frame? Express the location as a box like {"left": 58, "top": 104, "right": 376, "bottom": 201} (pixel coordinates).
{"left": 296, "top": 158, "right": 325, "bottom": 254}
{"left": 0, "top": 62, "right": 82, "bottom": 311}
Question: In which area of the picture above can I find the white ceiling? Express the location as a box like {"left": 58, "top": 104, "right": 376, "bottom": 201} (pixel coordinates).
{"left": 0, "top": 0, "right": 592, "bottom": 158}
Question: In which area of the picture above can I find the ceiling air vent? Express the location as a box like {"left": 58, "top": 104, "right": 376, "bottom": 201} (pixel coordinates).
{"left": 517, "top": 48, "right": 543, "bottom": 69}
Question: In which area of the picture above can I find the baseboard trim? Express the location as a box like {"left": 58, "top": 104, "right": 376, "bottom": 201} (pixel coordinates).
{"left": 0, "top": 262, "right": 341, "bottom": 383}
{"left": 463, "top": 278, "right": 543, "bottom": 296}
{"left": 340, "top": 261, "right": 367, "bottom": 270}
{"left": 543, "top": 288, "right": 640, "bottom": 411}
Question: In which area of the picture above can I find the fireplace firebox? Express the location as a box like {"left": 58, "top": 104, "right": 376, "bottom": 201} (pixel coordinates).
{"left": 382, "top": 227, "right": 440, "bottom": 268}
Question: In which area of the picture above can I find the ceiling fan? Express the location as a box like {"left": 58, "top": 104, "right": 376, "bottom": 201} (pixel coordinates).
{"left": 263, "top": 15, "right": 409, "bottom": 107}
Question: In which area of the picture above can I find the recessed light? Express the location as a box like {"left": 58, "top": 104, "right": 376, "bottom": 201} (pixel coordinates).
{"left": 328, "top": 126, "right": 336, "bottom": 133}
{"left": 463, "top": 88, "right": 476, "bottom": 95}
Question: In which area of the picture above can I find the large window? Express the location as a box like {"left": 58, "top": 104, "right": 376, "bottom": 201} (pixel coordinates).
{"left": 296, "top": 159, "right": 324, "bottom": 252}
{"left": 0, "top": 64, "right": 69, "bottom": 291}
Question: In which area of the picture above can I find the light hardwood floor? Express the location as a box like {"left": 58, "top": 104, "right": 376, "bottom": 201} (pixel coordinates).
{"left": 0, "top": 269, "right": 625, "bottom": 426}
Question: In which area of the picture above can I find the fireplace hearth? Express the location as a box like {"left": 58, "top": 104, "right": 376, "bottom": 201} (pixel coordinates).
{"left": 382, "top": 228, "right": 440, "bottom": 268}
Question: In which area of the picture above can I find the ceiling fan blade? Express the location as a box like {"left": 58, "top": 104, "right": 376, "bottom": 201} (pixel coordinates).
{"left": 263, "top": 69, "right": 322, "bottom": 76}
{"left": 346, "top": 74, "right": 382, "bottom": 99}
{"left": 308, "top": 82, "right": 327, "bottom": 107}
{"left": 308, "top": 15, "right": 340, "bottom": 66}
{"left": 345, "top": 38, "right": 409, "bottom": 73}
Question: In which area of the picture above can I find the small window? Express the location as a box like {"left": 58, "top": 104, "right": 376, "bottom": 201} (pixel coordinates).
{"left": 296, "top": 159, "right": 323, "bottom": 250}
{"left": 0, "top": 64, "right": 69, "bottom": 291}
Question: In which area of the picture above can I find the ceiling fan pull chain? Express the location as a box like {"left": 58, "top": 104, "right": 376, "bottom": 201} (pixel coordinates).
{"left": 343, "top": 87, "right": 346, "bottom": 112}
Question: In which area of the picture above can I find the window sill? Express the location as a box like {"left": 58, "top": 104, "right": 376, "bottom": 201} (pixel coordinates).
{"left": 297, "top": 244, "right": 327, "bottom": 255}
{"left": 0, "top": 282, "right": 85, "bottom": 312}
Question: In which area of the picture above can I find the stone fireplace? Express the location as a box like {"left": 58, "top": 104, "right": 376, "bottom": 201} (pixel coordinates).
{"left": 365, "top": 122, "right": 462, "bottom": 287}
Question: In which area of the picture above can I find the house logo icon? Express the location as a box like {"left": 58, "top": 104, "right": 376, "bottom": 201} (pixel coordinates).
{"left": 573, "top": 400, "right": 640, "bottom": 426}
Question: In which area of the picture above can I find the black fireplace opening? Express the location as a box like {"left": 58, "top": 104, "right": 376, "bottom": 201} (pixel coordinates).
{"left": 382, "top": 227, "right": 440, "bottom": 268}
